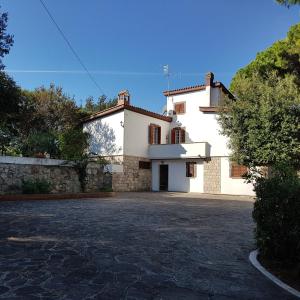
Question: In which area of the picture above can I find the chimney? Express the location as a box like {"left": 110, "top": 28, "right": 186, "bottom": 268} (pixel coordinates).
{"left": 205, "top": 72, "right": 214, "bottom": 86}
{"left": 118, "top": 90, "right": 130, "bottom": 106}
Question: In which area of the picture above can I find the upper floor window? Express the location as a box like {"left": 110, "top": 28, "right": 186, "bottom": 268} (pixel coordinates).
{"left": 149, "top": 124, "right": 161, "bottom": 144}
{"left": 171, "top": 127, "right": 185, "bottom": 144}
{"left": 230, "top": 163, "right": 248, "bottom": 178}
{"left": 174, "top": 102, "right": 185, "bottom": 114}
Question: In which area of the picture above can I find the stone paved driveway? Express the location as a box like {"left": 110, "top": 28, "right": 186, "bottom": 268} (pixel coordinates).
{"left": 0, "top": 192, "right": 296, "bottom": 299}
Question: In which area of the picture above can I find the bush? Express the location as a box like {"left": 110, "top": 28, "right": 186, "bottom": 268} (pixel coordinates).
{"left": 22, "top": 179, "right": 51, "bottom": 194}
{"left": 252, "top": 164, "right": 300, "bottom": 263}
{"left": 21, "top": 132, "right": 59, "bottom": 158}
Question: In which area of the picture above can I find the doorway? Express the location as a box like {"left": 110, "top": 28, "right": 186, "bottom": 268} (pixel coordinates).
{"left": 159, "top": 164, "right": 168, "bottom": 191}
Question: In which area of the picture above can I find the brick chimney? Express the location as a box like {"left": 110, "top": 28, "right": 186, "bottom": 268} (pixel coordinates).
{"left": 117, "top": 90, "right": 130, "bottom": 106}
{"left": 205, "top": 72, "right": 214, "bottom": 86}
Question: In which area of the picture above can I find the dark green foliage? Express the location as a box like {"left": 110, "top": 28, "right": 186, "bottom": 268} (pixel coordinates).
{"left": 58, "top": 129, "right": 89, "bottom": 161}
{"left": 21, "top": 132, "right": 59, "bottom": 158}
{"left": 22, "top": 178, "right": 51, "bottom": 194}
{"left": 276, "top": 0, "right": 300, "bottom": 6}
{"left": 82, "top": 95, "right": 117, "bottom": 114}
{"left": 0, "top": 6, "right": 14, "bottom": 70}
{"left": 0, "top": 72, "right": 24, "bottom": 154}
{"left": 230, "top": 24, "right": 300, "bottom": 92}
{"left": 219, "top": 72, "right": 300, "bottom": 167}
{"left": 58, "top": 128, "right": 90, "bottom": 192}
{"left": 253, "top": 164, "right": 300, "bottom": 263}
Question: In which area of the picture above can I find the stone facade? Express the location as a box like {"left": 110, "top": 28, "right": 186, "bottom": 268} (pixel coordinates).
{"left": 203, "top": 157, "right": 221, "bottom": 193}
{"left": 0, "top": 156, "right": 110, "bottom": 195}
{"left": 112, "top": 155, "right": 151, "bottom": 192}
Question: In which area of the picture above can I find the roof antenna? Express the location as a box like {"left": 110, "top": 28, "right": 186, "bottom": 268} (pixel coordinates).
{"left": 163, "top": 65, "right": 170, "bottom": 95}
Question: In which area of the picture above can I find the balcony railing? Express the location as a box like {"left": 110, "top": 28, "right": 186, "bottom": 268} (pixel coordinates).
{"left": 148, "top": 142, "right": 210, "bottom": 159}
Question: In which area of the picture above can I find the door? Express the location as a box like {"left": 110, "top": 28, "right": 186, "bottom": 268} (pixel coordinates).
{"left": 159, "top": 165, "right": 168, "bottom": 191}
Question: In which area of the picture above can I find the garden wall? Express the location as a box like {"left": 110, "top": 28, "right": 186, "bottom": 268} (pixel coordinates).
{"left": 0, "top": 156, "right": 111, "bottom": 195}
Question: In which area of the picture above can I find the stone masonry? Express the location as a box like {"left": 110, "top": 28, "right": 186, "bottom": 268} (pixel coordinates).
{"left": 112, "top": 155, "right": 151, "bottom": 192}
{"left": 203, "top": 157, "right": 221, "bottom": 193}
{"left": 0, "top": 156, "right": 110, "bottom": 194}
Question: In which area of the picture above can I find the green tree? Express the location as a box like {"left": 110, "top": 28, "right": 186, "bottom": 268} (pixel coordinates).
{"left": 230, "top": 23, "right": 300, "bottom": 93}
{"left": 24, "top": 84, "right": 86, "bottom": 134}
{"left": 0, "top": 72, "right": 24, "bottom": 153}
{"left": 82, "top": 94, "right": 117, "bottom": 114}
{"left": 0, "top": 6, "right": 14, "bottom": 70}
{"left": 219, "top": 72, "right": 300, "bottom": 167}
{"left": 59, "top": 128, "right": 89, "bottom": 161}
{"left": 276, "top": 0, "right": 300, "bottom": 6}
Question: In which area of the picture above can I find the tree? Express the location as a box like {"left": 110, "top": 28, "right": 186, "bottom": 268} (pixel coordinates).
{"left": 276, "top": 0, "right": 300, "bottom": 6}
{"left": 219, "top": 72, "right": 300, "bottom": 168}
{"left": 230, "top": 23, "right": 300, "bottom": 92}
{"left": 24, "top": 84, "right": 86, "bottom": 134}
{"left": 82, "top": 94, "right": 118, "bottom": 114}
{"left": 0, "top": 6, "right": 14, "bottom": 70}
{"left": 0, "top": 72, "right": 23, "bottom": 153}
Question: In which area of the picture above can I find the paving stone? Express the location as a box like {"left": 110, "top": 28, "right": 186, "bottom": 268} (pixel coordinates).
{"left": 0, "top": 192, "right": 296, "bottom": 299}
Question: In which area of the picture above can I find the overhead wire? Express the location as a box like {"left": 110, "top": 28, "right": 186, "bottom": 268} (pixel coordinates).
{"left": 39, "top": 0, "right": 105, "bottom": 94}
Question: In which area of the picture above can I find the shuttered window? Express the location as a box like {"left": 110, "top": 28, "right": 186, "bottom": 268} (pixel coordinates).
{"left": 230, "top": 163, "right": 248, "bottom": 178}
{"left": 148, "top": 124, "right": 161, "bottom": 144}
{"left": 171, "top": 128, "right": 185, "bottom": 144}
{"left": 174, "top": 102, "right": 185, "bottom": 114}
{"left": 186, "top": 162, "right": 197, "bottom": 177}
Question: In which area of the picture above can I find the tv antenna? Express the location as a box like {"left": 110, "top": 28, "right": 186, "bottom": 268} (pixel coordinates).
{"left": 163, "top": 65, "right": 170, "bottom": 93}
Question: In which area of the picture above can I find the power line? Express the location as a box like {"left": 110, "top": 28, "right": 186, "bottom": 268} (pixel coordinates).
{"left": 39, "top": 0, "right": 105, "bottom": 94}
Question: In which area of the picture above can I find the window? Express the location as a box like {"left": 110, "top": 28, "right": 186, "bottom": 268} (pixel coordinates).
{"left": 139, "top": 161, "right": 151, "bottom": 169}
{"left": 175, "top": 129, "right": 181, "bottom": 144}
{"left": 230, "top": 163, "right": 248, "bottom": 178}
{"left": 174, "top": 102, "right": 185, "bottom": 114}
{"left": 149, "top": 124, "right": 161, "bottom": 144}
{"left": 186, "top": 162, "right": 197, "bottom": 177}
{"left": 171, "top": 128, "right": 185, "bottom": 144}
{"left": 154, "top": 127, "right": 160, "bottom": 144}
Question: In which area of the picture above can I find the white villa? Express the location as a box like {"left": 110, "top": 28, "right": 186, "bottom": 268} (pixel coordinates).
{"left": 82, "top": 72, "right": 254, "bottom": 195}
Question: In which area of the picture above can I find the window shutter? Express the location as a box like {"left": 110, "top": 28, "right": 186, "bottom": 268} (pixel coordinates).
{"left": 181, "top": 128, "right": 185, "bottom": 143}
{"left": 186, "top": 163, "right": 189, "bottom": 177}
{"left": 149, "top": 125, "right": 154, "bottom": 144}
{"left": 180, "top": 103, "right": 185, "bottom": 114}
{"left": 158, "top": 127, "right": 161, "bottom": 144}
{"left": 171, "top": 128, "right": 175, "bottom": 144}
{"left": 231, "top": 163, "right": 248, "bottom": 178}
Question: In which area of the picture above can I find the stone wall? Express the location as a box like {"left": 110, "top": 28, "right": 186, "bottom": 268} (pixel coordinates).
{"left": 0, "top": 156, "right": 110, "bottom": 195}
{"left": 112, "top": 155, "right": 151, "bottom": 192}
{"left": 203, "top": 157, "right": 221, "bottom": 193}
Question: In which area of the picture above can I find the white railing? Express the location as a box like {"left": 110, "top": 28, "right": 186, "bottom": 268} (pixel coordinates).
{"left": 148, "top": 142, "right": 210, "bottom": 159}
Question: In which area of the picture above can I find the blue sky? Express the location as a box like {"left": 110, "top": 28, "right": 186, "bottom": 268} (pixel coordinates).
{"left": 1, "top": 0, "right": 299, "bottom": 113}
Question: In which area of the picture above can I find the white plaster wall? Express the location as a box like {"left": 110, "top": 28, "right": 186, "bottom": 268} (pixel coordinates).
{"left": 124, "top": 110, "right": 170, "bottom": 157}
{"left": 151, "top": 160, "right": 204, "bottom": 192}
{"left": 166, "top": 88, "right": 229, "bottom": 156}
{"left": 83, "top": 111, "right": 124, "bottom": 156}
{"left": 220, "top": 157, "right": 255, "bottom": 196}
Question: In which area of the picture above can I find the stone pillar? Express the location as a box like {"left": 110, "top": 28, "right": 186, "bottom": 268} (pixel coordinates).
{"left": 203, "top": 157, "right": 221, "bottom": 193}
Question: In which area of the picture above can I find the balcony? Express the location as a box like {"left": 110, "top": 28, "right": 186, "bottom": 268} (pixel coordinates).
{"left": 148, "top": 142, "right": 210, "bottom": 160}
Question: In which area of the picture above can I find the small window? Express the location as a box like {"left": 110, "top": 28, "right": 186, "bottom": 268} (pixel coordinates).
{"left": 149, "top": 124, "right": 161, "bottom": 144}
{"left": 186, "top": 162, "right": 197, "bottom": 177}
{"left": 230, "top": 163, "right": 248, "bottom": 178}
{"left": 139, "top": 161, "right": 151, "bottom": 169}
{"left": 174, "top": 102, "right": 185, "bottom": 114}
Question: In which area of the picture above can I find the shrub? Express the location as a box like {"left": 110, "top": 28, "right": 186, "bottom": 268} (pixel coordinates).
{"left": 252, "top": 163, "right": 300, "bottom": 263}
{"left": 22, "top": 179, "right": 51, "bottom": 194}
{"left": 21, "top": 132, "right": 59, "bottom": 158}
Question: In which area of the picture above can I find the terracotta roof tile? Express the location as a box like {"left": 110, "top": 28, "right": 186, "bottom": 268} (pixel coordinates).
{"left": 81, "top": 103, "right": 172, "bottom": 123}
